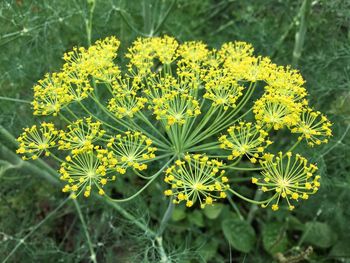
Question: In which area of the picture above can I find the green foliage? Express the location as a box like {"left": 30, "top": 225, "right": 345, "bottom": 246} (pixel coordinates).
{"left": 262, "top": 222, "right": 289, "bottom": 255}
{"left": 303, "top": 222, "right": 337, "bottom": 249}
{"left": 1, "top": 0, "right": 350, "bottom": 262}
{"left": 222, "top": 217, "right": 256, "bottom": 253}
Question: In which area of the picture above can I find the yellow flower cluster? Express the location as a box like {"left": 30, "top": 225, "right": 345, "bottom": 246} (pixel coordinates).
{"left": 16, "top": 123, "right": 58, "bottom": 160}
{"left": 176, "top": 41, "right": 209, "bottom": 84}
{"left": 32, "top": 73, "right": 71, "bottom": 116}
{"left": 17, "top": 35, "right": 333, "bottom": 210}
{"left": 202, "top": 68, "right": 244, "bottom": 110}
{"left": 253, "top": 94, "right": 303, "bottom": 130}
{"left": 107, "top": 131, "right": 157, "bottom": 171}
{"left": 107, "top": 78, "right": 147, "bottom": 119}
{"left": 58, "top": 117, "right": 105, "bottom": 155}
{"left": 126, "top": 36, "right": 179, "bottom": 77}
{"left": 219, "top": 121, "right": 272, "bottom": 163}
{"left": 144, "top": 75, "right": 201, "bottom": 126}
{"left": 252, "top": 152, "right": 320, "bottom": 211}
{"left": 60, "top": 150, "right": 117, "bottom": 198}
{"left": 33, "top": 37, "right": 120, "bottom": 116}
{"left": 164, "top": 154, "right": 229, "bottom": 208}
{"left": 291, "top": 108, "right": 332, "bottom": 146}
{"left": 218, "top": 42, "right": 259, "bottom": 81}
{"left": 63, "top": 36, "right": 120, "bottom": 82}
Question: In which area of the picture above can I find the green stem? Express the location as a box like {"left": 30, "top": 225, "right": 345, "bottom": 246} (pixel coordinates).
{"left": 227, "top": 194, "right": 244, "bottom": 221}
{"left": 58, "top": 112, "right": 73, "bottom": 125}
{"left": 292, "top": 0, "right": 311, "bottom": 67}
{"left": 142, "top": 0, "right": 153, "bottom": 35}
{"left": 247, "top": 191, "right": 262, "bottom": 224}
{"left": 185, "top": 84, "right": 255, "bottom": 148}
{"left": 48, "top": 151, "right": 65, "bottom": 164}
{"left": 224, "top": 166, "right": 263, "bottom": 171}
{"left": 155, "top": 198, "right": 174, "bottom": 263}
{"left": 157, "top": 198, "right": 174, "bottom": 236}
{"left": 78, "top": 100, "right": 124, "bottom": 133}
{"left": 0, "top": 96, "right": 31, "bottom": 104}
{"left": 129, "top": 118, "right": 170, "bottom": 150}
{"left": 73, "top": 199, "right": 97, "bottom": 263}
{"left": 184, "top": 105, "right": 217, "bottom": 145}
{"left": 156, "top": 236, "right": 170, "bottom": 263}
{"left": 136, "top": 111, "right": 171, "bottom": 146}
{"left": 284, "top": 140, "right": 301, "bottom": 156}
{"left": 187, "top": 141, "right": 220, "bottom": 152}
{"left": 228, "top": 188, "right": 270, "bottom": 205}
{"left": 116, "top": 9, "right": 148, "bottom": 36}
{"left": 153, "top": 0, "right": 176, "bottom": 35}
{"left": 88, "top": 93, "right": 170, "bottom": 149}
{"left": 85, "top": 0, "right": 96, "bottom": 46}
{"left": 106, "top": 158, "right": 174, "bottom": 202}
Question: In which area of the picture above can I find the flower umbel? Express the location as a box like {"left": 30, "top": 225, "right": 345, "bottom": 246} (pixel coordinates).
{"left": 32, "top": 73, "right": 70, "bottom": 116}
{"left": 107, "top": 78, "right": 147, "bottom": 119}
{"left": 60, "top": 150, "right": 117, "bottom": 198}
{"left": 58, "top": 117, "right": 105, "bottom": 155}
{"left": 219, "top": 121, "right": 271, "bottom": 163}
{"left": 291, "top": 108, "right": 332, "bottom": 146}
{"left": 16, "top": 123, "right": 58, "bottom": 160}
{"left": 164, "top": 154, "right": 229, "bottom": 208}
{"left": 252, "top": 152, "right": 320, "bottom": 211}
{"left": 107, "top": 131, "right": 157, "bottom": 171}
{"left": 253, "top": 94, "right": 303, "bottom": 130}
{"left": 203, "top": 68, "right": 244, "bottom": 110}
{"left": 17, "top": 35, "right": 332, "bottom": 213}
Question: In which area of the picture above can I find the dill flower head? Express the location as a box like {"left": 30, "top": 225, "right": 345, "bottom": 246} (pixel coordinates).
{"left": 177, "top": 41, "right": 209, "bottom": 65}
{"left": 252, "top": 152, "right": 320, "bottom": 211}
{"left": 58, "top": 117, "right": 105, "bottom": 155}
{"left": 264, "top": 65, "right": 306, "bottom": 98}
{"left": 107, "top": 78, "right": 147, "bottom": 119}
{"left": 218, "top": 41, "right": 254, "bottom": 62}
{"left": 219, "top": 121, "right": 272, "bottom": 163}
{"left": 63, "top": 36, "right": 120, "bottom": 82}
{"left": 19, "top": 35, "right": 332, "bottom": 211}
{"left": 152, "top": 35, "right": 179, "bottom": 65}
{"left": 107, "top": 131, "right": 157, "bottom": 171}
{"left": 152, "top": 92, "right": 200, "bottom": 126}
{"left": 253, "top": 94, "right": 302, "bottom": 130}
{"left": 203, "top": 68, "right": 244, "bottom": 110}
{"left": 163, "top": 154, "right": 229, "bottom": 208}
{"left": 60, "top": 149, "right": 117, "bottom": 198}
{"left": 291, "top": 108, "right": 332, "bottom": 146}
{"left": 125, "top": 37, "right": 156, "bottom": 77}
{"left": 16, "top": 122, "right": 58, "bottom": 160}
{"left": 218, "top": 41, "right": 261, "bottom": 81}
{"left": 145, "top": 75, "right": 201, "bottom": 126}
{"left": 33, "top": 37, "right": 120, "bottom": 117}
{"left": 32, "top": 73, "right": 71, "bottom": 116}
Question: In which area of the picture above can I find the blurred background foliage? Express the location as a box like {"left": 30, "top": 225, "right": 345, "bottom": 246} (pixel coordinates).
{"left": 1, "top": 0, "right": 350, "bottom": 262}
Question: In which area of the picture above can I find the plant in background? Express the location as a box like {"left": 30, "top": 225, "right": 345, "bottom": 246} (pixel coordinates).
{"left": 16, "top": 35, "right": 332, "bottom": 213}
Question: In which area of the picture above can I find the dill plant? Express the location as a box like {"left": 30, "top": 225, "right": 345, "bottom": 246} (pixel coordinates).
{"left": 16, "top": 35, "right": 332, "bottom": 213}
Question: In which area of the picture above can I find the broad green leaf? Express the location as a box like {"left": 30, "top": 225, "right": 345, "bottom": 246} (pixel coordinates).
{"left": 262, "top": 222, "right": 288, "bottom": 254}
{"left": 330, "top": 238, "right": 350, "bottom": 258}
{"left": 303, "top": 222, "right": 337, "bottom": 248}
{"left": 195, "top": 237, "right": 219, "bottom": 261}
{"left": 189, "top": 210, "right": 205, "bottom": 227}
{"left": 222, "top": 218, "right": 256, "bottom": 253}
{"left": 203, "top": 204, "right": 223, "bottom": 220}
{"left": 172, "top": 207, "right": 186, "bottom": 222}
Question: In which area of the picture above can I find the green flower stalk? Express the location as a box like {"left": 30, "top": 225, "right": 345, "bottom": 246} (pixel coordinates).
{"left": 16, "top": 35, "right": 332, "bottom": 211}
